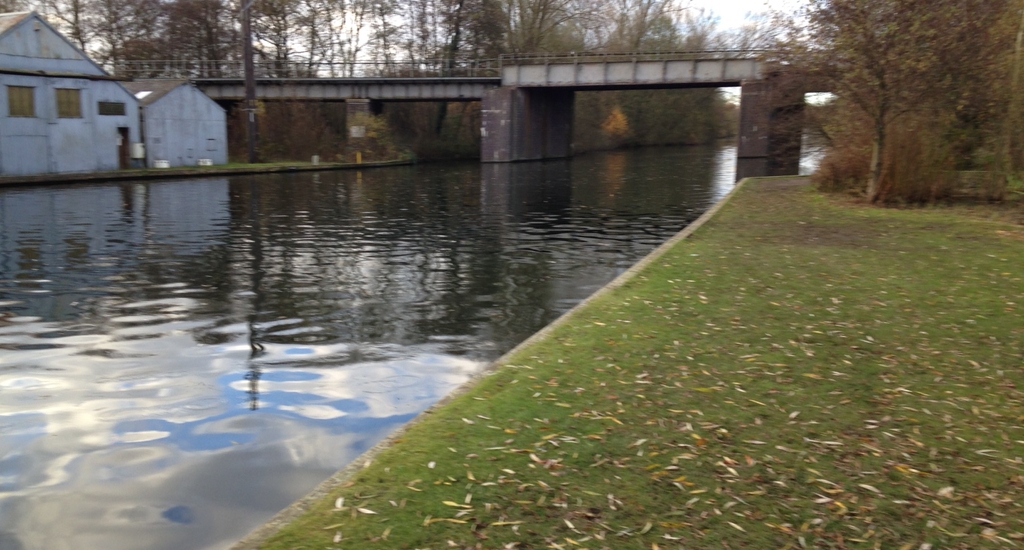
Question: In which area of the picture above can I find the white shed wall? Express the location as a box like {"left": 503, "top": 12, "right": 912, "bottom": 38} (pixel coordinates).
{"left": 0, "top": 74, "right": 140, "bottom": 175}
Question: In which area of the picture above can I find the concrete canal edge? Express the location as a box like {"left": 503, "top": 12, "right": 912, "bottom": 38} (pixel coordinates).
{"left": 0, "top": 158, "right": 413, "bottom": 187}
{"left": 228, "top": 176, "right": 800, "bottom": 550}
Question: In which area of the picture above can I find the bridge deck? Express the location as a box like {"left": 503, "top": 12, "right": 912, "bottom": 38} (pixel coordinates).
{"left": 501, "top": 55, "right": 760, "bottom": 88}
{"left": 181, "top": 52, "right": 762, "bottom": 102}
{"left": 195, "top": 77, "right": 501, "bottom": 101}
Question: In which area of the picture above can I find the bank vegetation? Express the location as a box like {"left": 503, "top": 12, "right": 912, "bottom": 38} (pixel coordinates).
{"left": 788, "top": 0, "right": 1024, "bottom": 206}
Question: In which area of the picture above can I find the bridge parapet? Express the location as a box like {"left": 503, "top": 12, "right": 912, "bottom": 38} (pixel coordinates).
{"left": 114, "top": 51, "right": 762, "bottom": 86}
{"left": 498, "top": 50, "right": 763, "bottom": 88}
{"left": 111, "top": 59, "right": 501, "bottom": 80}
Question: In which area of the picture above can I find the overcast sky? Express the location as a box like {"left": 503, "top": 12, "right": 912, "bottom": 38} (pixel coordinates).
{"left": 687, "top": 0, "right": 805, "bottom": 31}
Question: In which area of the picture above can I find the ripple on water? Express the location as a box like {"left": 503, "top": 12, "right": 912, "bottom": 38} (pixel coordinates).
{"left": 277, "top": 405, "right": 348, "bottom": 420}
{"left": 4, "top": 317, "right": 43, "bottom": 324}
{"left": 90, "top": 444, "right": 176, "bottom": 481}
{"left": 45, "top": 334, "right": 110, "bottom": 347}
{"left": 116, "top": 298, "right": 199, "bottom": 310}
{"left": 0, "top": 377, "right": 68, "bottom": 392}
{"left": 94, "top": 397, "right": 224, "bottom": 425}
{"left": 109, "top": 314, "right": 181, "bottom": 325}
{"left": 117, "top": 431, "right": 171, "bottom": 444}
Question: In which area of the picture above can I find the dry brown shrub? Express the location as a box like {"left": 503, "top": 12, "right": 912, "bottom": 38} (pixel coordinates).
{"left": 875, "top": 117, "right": 956, "bottom": 203}
{"left": 227, "top": 101, "right": 347, "bottom": 162}
{"left": 812, "top": 104, "right": 1009, "bottom": 203}
{"left": 812, "top": 143, "right": 871, "bottom": 194}
{"left": 810, "top": 102, "right": 871, "bottom": 194}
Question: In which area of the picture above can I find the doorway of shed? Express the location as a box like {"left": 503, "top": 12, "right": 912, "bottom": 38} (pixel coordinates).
{"left": 118, "top": 128, "right": 130, "bottom": 169}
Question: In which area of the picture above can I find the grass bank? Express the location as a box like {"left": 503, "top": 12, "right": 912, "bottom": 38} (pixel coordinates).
{"left": 255, "top": 178, "right": 1024, "bottom": 550}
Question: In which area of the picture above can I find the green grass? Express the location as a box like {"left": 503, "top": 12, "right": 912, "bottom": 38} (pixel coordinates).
{"left": 260, "top": 179, "right": 1024, "bottom": 550}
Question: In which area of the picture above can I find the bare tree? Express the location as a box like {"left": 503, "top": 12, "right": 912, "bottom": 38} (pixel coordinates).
{"left": 0, "top": 0, "right": 28, "bottom": 12}
{"left": 720, "top": 12, "right": 779, "bottom": 51}
{"left": 90, "top": 0, "right": 163, "bottom": 64}
{"left": 1005, "top": 3, "right": 1024, "bottom": 172}
{"left": 368, "top": 0, "right": 399, "bottom": 66}
{"left": 286, "top": 0, "right": 344, "bottom": 73}
{"left": 501, "top": 0, "right": 598, "bottom": 52}
{"left": 792, "top": 0, "right": 933, "bottom": 200}
{"left": 37, "top": 0, "right": 93, "bottom": 50}
{"left": 162, "top": 0, "right": 237, "bottom": 67}
{"left": 605, "top": 0, "right": 682, "bottom": 51}
{"left": 331, "top": 0, "right": 371, "bottom": 74}
{"left": 794, "top": 0, "right": 1012, "bottom": 200}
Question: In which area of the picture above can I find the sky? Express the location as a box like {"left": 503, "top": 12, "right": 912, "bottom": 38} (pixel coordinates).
{"left": 688, "top": 0, "right": 805, "bottom": 32}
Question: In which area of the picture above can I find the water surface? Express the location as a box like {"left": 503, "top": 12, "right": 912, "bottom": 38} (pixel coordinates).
{"left": 0, "top": 146, "right": 735, "bottom": 550}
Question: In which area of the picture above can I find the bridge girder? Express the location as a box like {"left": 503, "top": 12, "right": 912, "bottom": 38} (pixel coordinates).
{"left": 194, "top": 77, "right": 500, "bottom": 102}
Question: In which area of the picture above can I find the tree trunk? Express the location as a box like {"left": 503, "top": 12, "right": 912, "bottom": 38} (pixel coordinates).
{"left": 1004, "top": 4, "right": 1024, "bottom": 172}
{"left": 868, "top": 118, "right": 885, "bottom": 202}
{"left": 434, "top": 0, "right": 466, "bottom": 135}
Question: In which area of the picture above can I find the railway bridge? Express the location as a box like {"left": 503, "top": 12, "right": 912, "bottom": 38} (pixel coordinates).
{"left": 118, "top": 52, "right": 806, "bottom": 178}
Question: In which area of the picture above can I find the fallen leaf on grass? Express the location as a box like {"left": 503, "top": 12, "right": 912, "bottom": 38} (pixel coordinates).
{"left": 425, "top": 518, "right": 469, "bottom": 525}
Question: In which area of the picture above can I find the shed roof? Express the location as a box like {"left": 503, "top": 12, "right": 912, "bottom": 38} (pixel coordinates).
{"left": 122, "top": 80, "right": 188, "bottom": 106}
{"left": 0, "top": 11, "right": 110, "bottom": 78}
{"left": 0, "top": 11, "right": 31, "bottom": 37}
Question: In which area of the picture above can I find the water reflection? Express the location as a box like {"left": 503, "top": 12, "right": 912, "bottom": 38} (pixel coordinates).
{"left": 0, "top": 145, "right": 735, "bottom": 550}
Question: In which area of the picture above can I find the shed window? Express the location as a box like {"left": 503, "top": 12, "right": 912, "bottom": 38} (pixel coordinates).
{"left": 98, "top": 101, "right": 126, "bottom": 116}
{"left": 7, "top": 86, "right": 35, "bottom": 117}
{"left": 207, "top": 138, "right": 217, "bottom": 151}
{"left": 56, "top": 88, "right": 82, "bottom": 118}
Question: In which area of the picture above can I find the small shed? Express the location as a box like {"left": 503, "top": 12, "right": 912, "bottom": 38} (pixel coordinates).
{"left": 0, "top": 11, "right": 141, "bottom": 176}
{"left": 123, "top": 80, "right": 228, "bottom": 168}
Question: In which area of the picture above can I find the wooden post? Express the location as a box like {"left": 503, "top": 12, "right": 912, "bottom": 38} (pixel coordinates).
{"left": 242, "top": 0, "right": 258, "bottom": 164}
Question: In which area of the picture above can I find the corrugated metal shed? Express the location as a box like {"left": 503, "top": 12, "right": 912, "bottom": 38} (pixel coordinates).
{"left": 123, "top": 79, "right": 188, "bottom": 106}
{"left": 123, "top": 79, "right": 228, "bottom": 167}
{"left": 0, "top": 11, "right": 141, "bottom": 176}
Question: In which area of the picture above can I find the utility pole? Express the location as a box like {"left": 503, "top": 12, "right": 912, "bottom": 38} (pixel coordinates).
{"left": 241, "top": 0, "right": 258, "bottom": 164}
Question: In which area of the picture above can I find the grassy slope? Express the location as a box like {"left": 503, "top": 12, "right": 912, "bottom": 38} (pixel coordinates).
{"left": 262, "top": 180, "right": 1024, "bottom": 550}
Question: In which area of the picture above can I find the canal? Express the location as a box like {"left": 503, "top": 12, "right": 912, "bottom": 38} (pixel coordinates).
{"left": 0, "top": 145, "right": 736, "bottom": 550}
